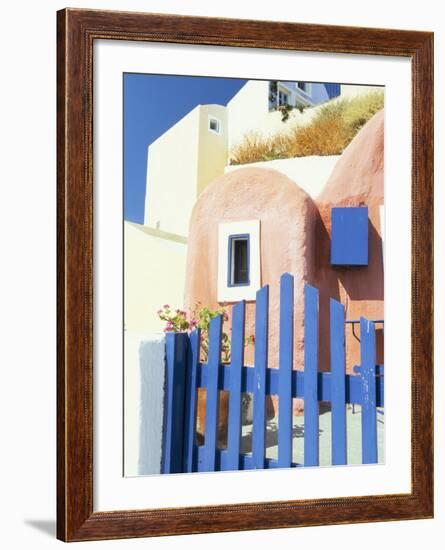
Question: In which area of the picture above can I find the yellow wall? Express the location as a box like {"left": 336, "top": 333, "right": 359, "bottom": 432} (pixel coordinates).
{"left": 144, "top": 104, "right": 229, "bottom": 237}
{"left": 124, "top": 222, "right": 187, "bottom": 333}
{"left": 196, "top": 105, "right": 228, "bottom": 195}
{"left": 144, "top": 107, "right": 200, "bottom": 236}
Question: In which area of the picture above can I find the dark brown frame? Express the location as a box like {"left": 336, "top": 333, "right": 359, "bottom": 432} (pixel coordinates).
{"left": 57, "top": 8, "right": 434, "bottom": 542}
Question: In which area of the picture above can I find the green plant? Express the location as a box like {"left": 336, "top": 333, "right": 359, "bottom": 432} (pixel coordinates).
{"left": 157, "top": 305, "right": 190, "bottom": 332}
{"left": 191, "top": 304, "right": 230, "bottom": 362}
{"left": 157, "top": 304, "right": 254, "bottom": 363}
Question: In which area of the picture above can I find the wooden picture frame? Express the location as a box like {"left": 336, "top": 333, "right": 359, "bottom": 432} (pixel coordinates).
{"left": 57, "top": 8, "right": 434, "bottom": 542}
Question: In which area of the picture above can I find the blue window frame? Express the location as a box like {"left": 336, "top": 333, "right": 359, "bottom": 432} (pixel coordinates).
{"left": 227, "top": 234, "right": 250, "bottom": 287}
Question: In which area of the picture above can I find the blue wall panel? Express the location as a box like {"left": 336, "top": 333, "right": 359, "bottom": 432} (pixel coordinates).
{"left": 331, "top": 206, "right": 369, "bottom": 266}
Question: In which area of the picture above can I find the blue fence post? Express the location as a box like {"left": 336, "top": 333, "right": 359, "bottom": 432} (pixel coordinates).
{"left": 330, "top": 298, "right": 347, "bottom": 465}
{"left": 183, "top": 329, "right": 201, "bottom": 473}
{"left": 252, "top": 285, "right": 269, "bottom": 470}
{"left": 161, "top": 332, "right": 188, "bottom": 474}
{"left": 278, "top": 273, "right": 294, "bottom": 468}
{"left": 304, "top": 284, "right": 319, "bottom": 467}
{"left": 201, "top": 315, "right": 223, "bottom": 472}
{"left": 360, "top": 317, "right": 378, "bottom": 464}
{"left": 225, "top": 300, "right": 246, "bottom": 472}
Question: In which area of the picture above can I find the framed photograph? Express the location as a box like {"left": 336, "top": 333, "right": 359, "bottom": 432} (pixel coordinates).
{"left": 57, "top": 8, "right": 433, "bottom": 542}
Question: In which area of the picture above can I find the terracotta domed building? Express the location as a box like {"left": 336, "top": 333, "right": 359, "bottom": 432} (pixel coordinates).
{"left": 184, "top": 166, "right": 319, "bottom": 372}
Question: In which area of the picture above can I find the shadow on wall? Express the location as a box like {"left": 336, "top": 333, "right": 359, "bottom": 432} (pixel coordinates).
{"left": 312, "top": 209, "right": 341, "bottom": 374}
{"left": 313, "top": 210, "right": 384, "bottom": 374}
{"left": 138, "top": 335, "right": 166, "bottom": 476}
{"left": 24, "top": 520, "right": 56, "bottom": 538}
{"left": 337, "top": 219, "right": 384, "bottom": 302}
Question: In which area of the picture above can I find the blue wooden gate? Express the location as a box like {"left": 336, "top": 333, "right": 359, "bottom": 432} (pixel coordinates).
{"left": 161, "top": 273, "right": 384, "bottom": 474}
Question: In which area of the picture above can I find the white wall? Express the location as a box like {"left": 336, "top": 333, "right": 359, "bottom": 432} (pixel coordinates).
{"left": 227, "top": 80, "right": 270, "bottom": 148}
{"left": 225, "top": 155, "right": 340, "bottom": 199}
{"left": 124, "top": 331, "right": 166, "bottom": 477}
{"left": 2, "top": 2, "right": 443, "bottom": 550}
{"left": 227, "top": 80, "right": 319, "bottom": 151}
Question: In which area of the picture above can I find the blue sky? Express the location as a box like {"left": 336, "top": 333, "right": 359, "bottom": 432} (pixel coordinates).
{"left": 123, "top": 74, "right": 247, "bottom": 223}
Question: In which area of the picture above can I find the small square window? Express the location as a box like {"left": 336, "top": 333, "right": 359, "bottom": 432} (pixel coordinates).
{"left": 228, "top": 235, "right": 250, "bottom": 287}
{"left": 218, "top": 220, "right": 260, "bottom": 302}
{"left": 208, "top": 117, "right": 220, "bottom": 134}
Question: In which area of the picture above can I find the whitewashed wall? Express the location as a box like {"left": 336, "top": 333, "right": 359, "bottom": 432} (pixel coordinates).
{"left": 124, "top": 331, "right": 166, "bottom": 477}
{"left": 225, "top": 155, "right": 340, "bottom": 199}
{"left": 227, "top": 80, "right": 270, "bottom": 149}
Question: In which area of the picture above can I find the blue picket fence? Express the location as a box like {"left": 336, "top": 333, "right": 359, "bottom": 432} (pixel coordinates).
{"left": 161, "top": 273, "right": 384, "bottom": 474}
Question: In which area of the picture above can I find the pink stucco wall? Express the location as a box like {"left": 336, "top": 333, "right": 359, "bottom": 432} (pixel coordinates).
{"left": 184, "top": 166, "right": 319, "bottom": 369}
{"left": 315, "top": 110, "right": 384, "bottom": 373}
